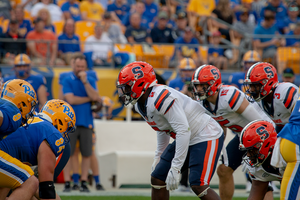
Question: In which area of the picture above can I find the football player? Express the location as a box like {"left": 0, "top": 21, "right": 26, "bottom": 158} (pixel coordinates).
{"left": 271, "top": 96, "right": 300, "bottom": 199}
{"left": 191, "top": 65, "right": 275, "bottom": 200}
{"left": 0, "top": 99, "right": 76, "bottom": 200}
{"left": 239, "top": 120, "right": 285, "bottom": 200}
{"left": 229, "top": 50, "right": 261, "bottom": 91}
{"left": 117, "top": 61, "right": 224, "bottom": 200}
{"left": 0, "top": 79, "right": 37, "bottom": 140}
{"left": 244, "top": 62, "right": 299, "bottom": 133}
{"left": 3, "top": 54, "right": 47, "bottom": 111}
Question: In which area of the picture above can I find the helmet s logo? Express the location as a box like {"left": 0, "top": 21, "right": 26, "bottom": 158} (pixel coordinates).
{"left": 211, "top": 68, "right": 219, "bottom": 80}
{"left": 263, "top": 67, "right": 274, "bottom": 79}
{"left": 256, "top": 126, "right": 269, "bottom": 140}
{"left": 22, "top": 85, "right": 35, "bottom": 98}
{"left": 132, "top": 66, "right": 144, "bottom": 79}
{"left": 62, "top": 105, "right": 75, "bottom": 120}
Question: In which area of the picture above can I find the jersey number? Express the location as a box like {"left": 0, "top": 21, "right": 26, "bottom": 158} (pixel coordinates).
{"left": 217, "top": 119, "right": 243, "bottom": 132}
{"left": 274, "top": 93, "right": 280, "bottom": 99}
{"left": 55, "top": 138, "right": 65, "bottom": 154}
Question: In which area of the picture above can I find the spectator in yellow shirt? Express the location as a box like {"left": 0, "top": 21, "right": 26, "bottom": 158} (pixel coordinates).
{"left": 80, "top": 0, "right": 104, "bottom": 22}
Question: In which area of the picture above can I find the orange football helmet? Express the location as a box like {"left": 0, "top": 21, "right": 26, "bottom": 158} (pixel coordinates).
{"left": 191, "top": 65, "right": 222, "bottom": 100}
{"left": 239, "top": 120, "right": 277, "bottom": 167}
{"left": 1, "top": 79, "right": 37, "bottom": 125}
{"left": 117, "top": 61, "right": 157, "bottom": 106}
{"left": 40, "top": 99, "right": 76, "bottom": 143}
{"left": 244, "top": 62, "right": 278, "bottom": 101}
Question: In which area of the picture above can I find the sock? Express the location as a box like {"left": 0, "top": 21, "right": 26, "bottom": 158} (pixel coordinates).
{"left": 72, "top": 174, "right": 80, "bottom": 185}
{"left": 94, "top": 175, "right": 100, "bottom": 184}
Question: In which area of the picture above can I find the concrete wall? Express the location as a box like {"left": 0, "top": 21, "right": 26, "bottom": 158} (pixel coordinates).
{"left": 94, "top": 119, "right": 246, "bottom": 189}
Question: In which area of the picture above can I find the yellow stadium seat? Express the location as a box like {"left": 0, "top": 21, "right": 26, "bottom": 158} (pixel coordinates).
{"left": 53, "top": 20, "right": 64, "bottom": 36}
{"left": 24, "top": 10, "right": 33, "bottom": 22}
{"left": 115, "top": 44, "right": 133, "bottom": 53}
{"left": 10, "top": 0, "right": 22, "bottom": 8}
{"left": 1, "top": 19, "right": 10, "bottom": 33}
{"left": 277, "top": 47, "right": 300, "bottom": 74}
{"left": 75, "top": 21, "right": 96, "bottom": 42}
{"left": 199, "top": 46, "right": 208, "bottom": 63}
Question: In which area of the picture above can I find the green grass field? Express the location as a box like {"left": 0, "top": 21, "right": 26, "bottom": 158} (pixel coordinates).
{"left": 61, "top": 197, "right": 280, "bottom": 200}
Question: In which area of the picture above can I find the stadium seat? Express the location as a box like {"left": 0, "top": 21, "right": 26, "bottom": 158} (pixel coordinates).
{"left": 24, "top": 10, "right": 33, "bottom": 22}
{"left": 75, "top": 21, "right": 96, "bottom": 49}
{"left": 1, "top": 19, "right": 10, "bottom": 33}
{"left": 199, "top": 46, "right": 208, "bottom": 63}
{"left": 277, "top": 47, "right": 300, "bottom": 74}
{"left": 115, "top": 44, "right": 133, "bottom": 53}
{"left": 53, "top": 20, "right": 64, "bottom": 36}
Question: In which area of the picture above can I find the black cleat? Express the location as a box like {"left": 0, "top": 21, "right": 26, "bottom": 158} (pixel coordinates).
{"left": 72, "top": 184, "right": 80, "bottom": 190}
{"left": 80, "top": 181, "right": 90, "bottom": 192}
{"left": 96, "top": 184, "right": 105, "bottom": 191}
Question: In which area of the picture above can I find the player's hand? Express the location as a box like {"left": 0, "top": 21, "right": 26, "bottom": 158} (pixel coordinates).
{"left": 151, "top": 157, "right": 160, "bottom": 173}
{"left": 166, "top": 167, "right": 181, "bottom": 191}
{"left": 78, "top": 71, "right": 87, "bottom": 83}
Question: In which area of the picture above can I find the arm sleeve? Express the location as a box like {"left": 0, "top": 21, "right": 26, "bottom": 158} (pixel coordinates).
{"left": 155, "top": 131, "right": 170, "bottom": 159}
{"left": 62, "top": 78, "right": 73, "bottom": 95}
{"left": 240, "top": 103, "right": 264, "bottom": 122}
{"left": 156, "top": 97, "right": 191, "bottom": 170}
{"left": 225, "top": 88, "right": 243, "bottom": 112}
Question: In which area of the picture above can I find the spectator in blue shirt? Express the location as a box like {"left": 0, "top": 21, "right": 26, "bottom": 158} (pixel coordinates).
{"left": 107, "top": 0, "right": 130, "bottom": 21}
{"left": 173, "top": 26, "right": 202, "bottom": 66}
{"left": 62, "top": 53, "right": 100, "bottom": 193}
{"left": 208, "top": 31, "right": 228, "bottom": 70}
{"left": 283, "top": 3, "right": 300, "bottom": 34}
{"left": 122, "top": 1, "right": 150, "bottom": 29}
{"left": 173, "top": 11, "right": 188, "bottom": 40}
{"left": 14, "top": 6, "right": 32, "bottom": 37}
{"left": 61, "top": 0, "right": 82, "bottom": 22}
{"left": 150, "top": 11, "right": 175, "bottom": 43}
{"left": 260, "top": 0, "right": 287, "bottom": 33}
{"left": 144, "top": 0, "right": 158, "bottom": 24}
{"left": 125, "top": 13, "right": 152, "bottom": 43}
{"left": 253, "top": 7, "right": 284, "bottom": 60}
{"left": 58, "top": 19, "right": 81, "bottom": 65}
{"left": 286, "top": 22, "right": 300, "bottom": 46}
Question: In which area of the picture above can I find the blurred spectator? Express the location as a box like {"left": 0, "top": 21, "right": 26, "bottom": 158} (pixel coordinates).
{"left": 260, "top": 0, "right": 287, "bottom": 33}
{"left": 252, "top": 0, "right": 266, "bottom": 19}
{"left": 173, "top": 11, "right": 188, "bottom": 39}
{"left": 122, "top": 1, "right": 149, "bottom": 28}
{"left": 208, "top": 31, "right": 228, "bottom": 70}
{"left": 282, "top": 67, "right": 295, "bottom": 83}
{"left": 84, "top": 24, "right": 113, "bottom": 66}
{"left": 80, "top": 0, "right": 104, "bottom": 22}
{"left": 21, "top": 0, "right": 38, "bottom": 12}
{"left": 0, "top": 20, "right": 26, "bottom": 64}
{"left": 14, "top": 5, "right": 32, "bottom": 37}
{"left": 26, "top": 17, "right": 64, "bottom": 66}
{"left": 37, "top": 8, "right": 55, "bottom": 33}
{"left": 107, "top": 0, "right": 130, "bottom": 22}
{"left": 283, "top": 3, "right": 300, "bottom": 34}
{"left": 211, "top": 0, "right": 236, "bottom": 41}
{"left": 31, "top": 0, "right": 63, "bottom": 22}
{"left": 58, "top": 19, "right": 81, "bottom": 65}
{"left": 0, "top": 0, "right": 12, "bottom": 19}
{"left": 233, "top": 8, "right": 255, "bottom": 36}
{"left": 235, "top": 0, "right": 258, "bottom": 25}
{"left": 286, "top": 22, "right": 300, "bottom": 47}
{"left": 173, "top": 26, "right": 202, "bottom": 66}
{"left": 155, "top": 5, "right": 176, "bottom": 29}
{"left": 3, "top": 54, "right": 47, "bottom": 110}
{"left": 61, "top": 0, "right": 82, "bottom": 22}
{"left": 150, "top": 11, "right": 175, "bottom": 43}
{"left": 102, "top": 12, "right": 127, "bottom": 43}
{"left": 253, "top": 7, "right": 284, "bottom": 60}
{"left": 144, "top": 0, "right": 158, "bottom": 23}
{"left": 125, "top": 13, "right": 152, "bottom": 43}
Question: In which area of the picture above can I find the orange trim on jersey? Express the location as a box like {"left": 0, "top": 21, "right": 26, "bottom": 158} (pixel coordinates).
{"left": 155, "top": 89, "right": 170, "bottom": 110}
{"left": 284, "top": 87, "right": 296, "bottom": 109}
{"left": 200, "top": 141, "right": 212, "bottom": 186}
{"left": 207, "top": 139, "right": 219, "bottom": 183}
{"left": 229, "top": 90, "right": 240, "bottom": 109}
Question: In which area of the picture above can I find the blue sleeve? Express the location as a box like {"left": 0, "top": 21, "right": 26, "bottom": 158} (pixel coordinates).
{"left": 62, "top": 78, "right": 73, "bottom": 94}
{"left": 88, "top": 77, "right": 97, "bottom": 90}
{"left": 0, "top": 104, "right": 22, "bottom": 136}
{"left": 107, "top": 4, "right": 114, "bottom": 11}
{"left": 208, "top": 48, "right": 213, "bottom": 55}
{"left": 87, "top": 70, "right": 98, "bottom": 81}
{"left": 58, "top": 35, "right": 64, "bottom": 52}
{"left": 253, "top": 26, "right": 261, "bottom": 40}
{"left": 46, "top": 132, "right": 65, "bottom": 158}
{"left": 61, "top": 3, "right": 69, "bottom": 12}
{"left": 168, "top": 80, "right": 175, "bottom": 88}
{"left": 54, "top": 142, "right": 70, "bottom": 180}
{"left": 122, "top": 13, "right": 130, "bottom": 26}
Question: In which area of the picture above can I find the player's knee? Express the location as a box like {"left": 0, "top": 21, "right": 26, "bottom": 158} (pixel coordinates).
{"left": 151, "top": 176, "right": 165, "bottom": 185}
{"left": 217, "top": 164, "right": 233, "bottom": 178}
{"left": 191, "top": 185, "right": 210, "bottom": 198}
{"left": 25, "top": 176, "right": 39, "bottom": 191}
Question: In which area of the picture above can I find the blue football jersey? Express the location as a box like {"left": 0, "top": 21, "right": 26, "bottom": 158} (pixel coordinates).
{"left": 0, "top": 116, "right": 65, "bottom": 166}
{"left": 228, "top": 72, "right": 246, "bottom": 91}
{"left": 0, "top": 98, "right": 22, "bottom": 139}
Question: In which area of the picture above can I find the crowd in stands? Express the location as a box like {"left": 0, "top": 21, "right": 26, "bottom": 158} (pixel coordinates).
{"left": 0, "top": 0, "right": 299, "bottom": 70}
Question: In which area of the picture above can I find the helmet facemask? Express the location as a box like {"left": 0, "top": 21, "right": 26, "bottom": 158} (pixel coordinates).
{"left": 117, "top": 81, "right": 136, "bottom": 106}
{"left": 240, "top": 142, "right": 270, "bottom": 168}
{"left": 244, "top": 81, "right": 267, "bottom": 101}
{"left": 192, "top": 81, "right": 214, "bottom": 100}
{"left": 20, "top": 99, "right": 38, "bottom": 126}
{"left": 54, "top": 118, "right": 75, "bottom": 143}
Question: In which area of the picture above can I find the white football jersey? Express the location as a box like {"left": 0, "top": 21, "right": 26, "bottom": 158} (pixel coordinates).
{"left": 200, "top": 85, "right": 274, "bottom": 134}
{"left": 245, "top": 157, "right": 285, "bottom": 182}
{"left": 134, "top": 84, "right": 223, "bottom": 169}
{"left": 258, "top": 82, "right": 299, "bottom": 127}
